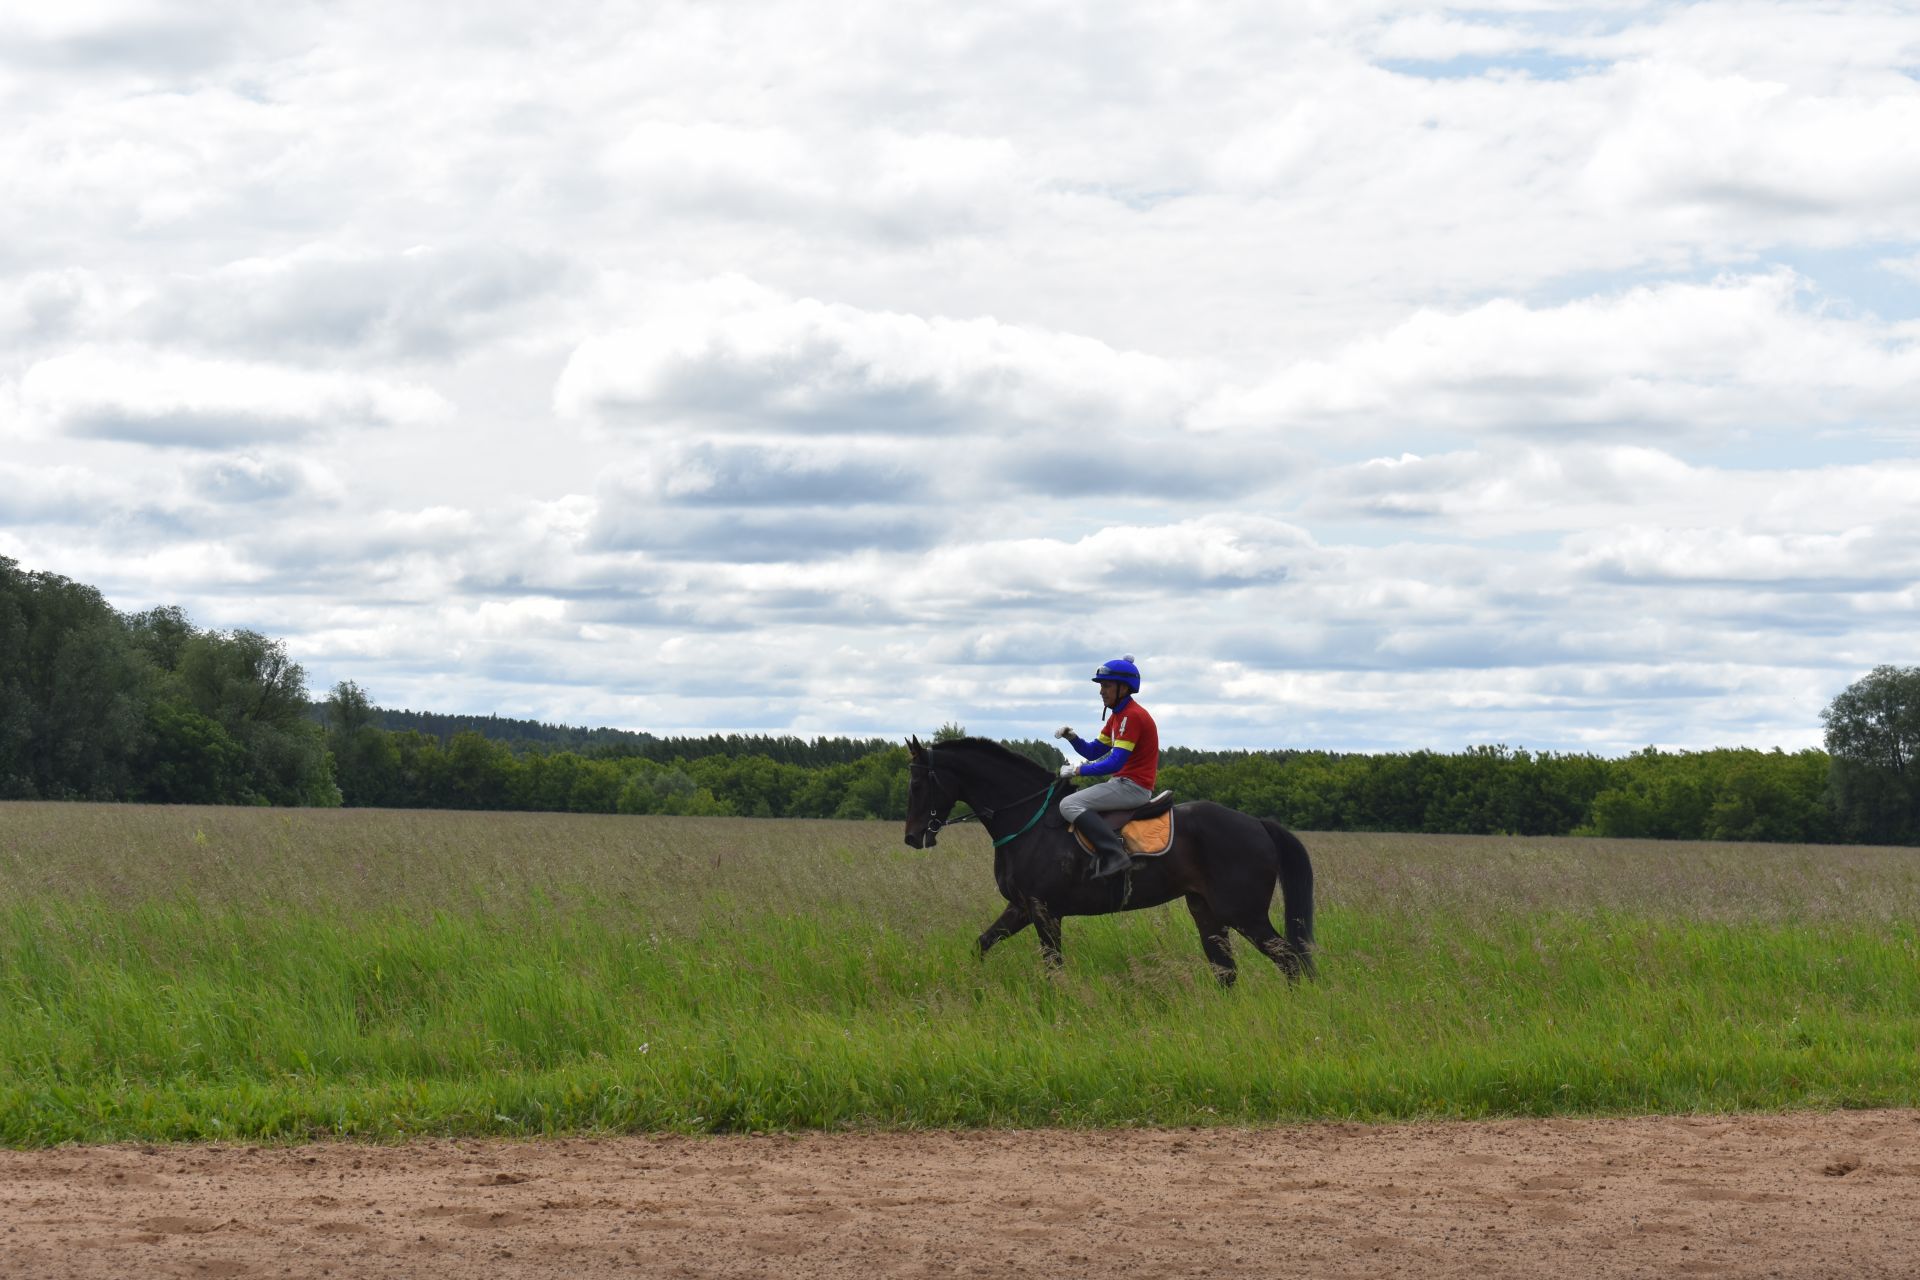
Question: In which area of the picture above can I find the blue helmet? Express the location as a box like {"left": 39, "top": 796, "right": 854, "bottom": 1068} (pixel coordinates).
{"left": 1092, "top": 655, "right": 1141, "bottom": 691}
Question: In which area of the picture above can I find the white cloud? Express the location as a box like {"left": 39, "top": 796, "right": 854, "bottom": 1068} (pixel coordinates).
{"left": 601, "top": 121, "right": 1021, "bottom": 239}
{"left": 556, "top": 281, "right": 1195, "bottom": 437}
{"left": 187, "top": 453, "right": 344, "bottom": 505}
{"left": 599, "top": 438, "right": 916, "bottom": 507}
{"left": 1581, "top": 3, "right": 1920, "bottom": 89}
{"left": 1317, "top": 446, "right": 1698, "bottom": 524}
{"left": 1198, "top": 272, "right": 1920, "bottom": 438}
{"left": 675, "top": 514, "right": 1315, "bottom": 619}
{"left": 1881, "top": 252, "right": 1920, "bottom": 285}
{"left": 0, "top": 269, "right": 130, "bottom": 345}
{"left": 1365, "top": 12, "right": 1545, "bottom": 63}
{"left": 0, "top": 453, "right": 339, "bottom": 528}
{"left": 139, "top": 244, "right": 572, "bottom": 360}
{"left": 1582, "top": 61, "right": 1920, "bottom": 227}
{"left": 1313, "top": 447, "right": 1920, "bottom": 541}
{"left": 1568, "top": 526, "right": 1906, "bottom": 589}
{"left": 0, "top": 460, "right": 148, "bottom": 525}
{"left": 18, "top": 348, "right": 451, "bottom": 447}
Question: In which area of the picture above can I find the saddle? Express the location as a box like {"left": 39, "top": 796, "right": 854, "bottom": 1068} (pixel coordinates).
{"left": 1071, "top": 791, "right": 1177, "bottom": 858}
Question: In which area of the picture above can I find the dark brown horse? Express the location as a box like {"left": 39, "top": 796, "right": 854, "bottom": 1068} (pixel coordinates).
{"left": 904, "top": 736, "right": 1314, "bottom": 985}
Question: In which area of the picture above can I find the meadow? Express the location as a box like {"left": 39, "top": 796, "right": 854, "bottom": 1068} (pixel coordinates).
{"left": 1, "top": 802, "right": 1915, "bottom": 1146}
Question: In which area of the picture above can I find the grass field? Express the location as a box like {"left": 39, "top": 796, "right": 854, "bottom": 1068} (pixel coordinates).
{"left": 1, "top": 802, "right": 1916, "bottom": 1145}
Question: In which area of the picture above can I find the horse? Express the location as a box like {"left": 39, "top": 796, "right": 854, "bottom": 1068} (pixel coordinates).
{"left": 903, "top": 735, "right": 1315, "bottom": 985}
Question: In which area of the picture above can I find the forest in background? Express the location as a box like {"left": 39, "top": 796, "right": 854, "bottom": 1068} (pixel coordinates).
{"left": 5, "top": 556, "right": 1916, "bottom": 843}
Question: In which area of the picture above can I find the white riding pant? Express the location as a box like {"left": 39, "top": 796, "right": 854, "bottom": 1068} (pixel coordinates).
{"left": 1059, "top": 776, "right": 1152, "bottom": 825}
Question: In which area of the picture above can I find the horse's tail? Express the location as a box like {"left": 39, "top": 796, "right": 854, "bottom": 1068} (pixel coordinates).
{"left": 1261, "top": 818, "right": 1316, "bottom": 976}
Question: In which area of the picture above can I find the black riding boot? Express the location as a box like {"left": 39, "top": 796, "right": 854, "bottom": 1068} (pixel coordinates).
{"left": 1073, "top": 812, "right": 1131, "bottom": 879}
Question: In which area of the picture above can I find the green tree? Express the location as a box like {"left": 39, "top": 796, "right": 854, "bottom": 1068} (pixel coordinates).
{"left": 443, "top": 731, "right": 514, "bottom": 809}
{"left": 569, "top": 758, "right": 626, "bottom": 813}
{"left": 137, "top": 702, "right": 247, "bottom": 804}
{"left": 616, "top": 762, "right": 729, "bottom": 816}
{"left": 1822, "top": 666, "right": 1920, "bottom": 844}
{"left": 325, "top": 680, "right": 375, "bottom": 736}
{"left": 1582, "top": 749, "right": 1713, "bottom": 839}
{"left": 0, "top": 557, "right": 148, "bottom": 799}
{"left": 325, "top": 680, "right": 400, "bottom": 807}
{"left": 388, "top": 730, "right": 448, "bottom": 805}
{"left": 826, "top": 748, "right": 908, "bottom": 819}
{"left": 172, "top": 629, "right": 336, "bottom": 805}
{"left": 513, "top": 751, "right": 585, "bottom": 810}
{"left": 125, "top": 605, "right": 196, "bottom": 673}
{"left": 688, "top": 754, "right": 807, "bottom": 818}
{"left": 1703, "top": 750, "right": 1833, "bottom": 843}
{"left": 175, "top": 630, "right": 310, "bottom": 731}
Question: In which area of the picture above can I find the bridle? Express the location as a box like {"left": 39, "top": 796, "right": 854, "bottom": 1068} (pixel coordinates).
{"left": 910, "top": 757, "right": 1060, "bottom": 846}
{"left": 909, "top": 760, "right": 967, "bottom": 838}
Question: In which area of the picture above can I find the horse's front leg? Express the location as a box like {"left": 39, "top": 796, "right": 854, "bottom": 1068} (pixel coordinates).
{"left": 977, "top": 902, "right": 1031, "bottom": 957}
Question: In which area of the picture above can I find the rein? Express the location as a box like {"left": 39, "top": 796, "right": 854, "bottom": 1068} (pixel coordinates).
{"left": 916, "top": 763, "right": 1060, "bottom": 849}
{"left": 988, "top": 779, "right": 1059, "bottom": 847}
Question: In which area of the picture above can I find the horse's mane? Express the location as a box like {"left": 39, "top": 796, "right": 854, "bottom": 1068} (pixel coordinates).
{"left": 934, "top": 736, "right": 1053, "bottom": 780}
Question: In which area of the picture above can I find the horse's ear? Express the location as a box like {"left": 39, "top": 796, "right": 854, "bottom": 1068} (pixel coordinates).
{"left": 907, "top": 735, "right": 923, "bottom": 756}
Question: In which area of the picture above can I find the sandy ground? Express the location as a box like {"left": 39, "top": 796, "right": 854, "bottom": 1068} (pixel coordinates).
{"left": 3, "top": 1112, "right": 1919, "bottom": 1278}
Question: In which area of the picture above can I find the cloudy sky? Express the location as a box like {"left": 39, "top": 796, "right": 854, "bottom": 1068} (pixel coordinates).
{"left": 5, "top": 1, "right": 1919, "bottom": 753}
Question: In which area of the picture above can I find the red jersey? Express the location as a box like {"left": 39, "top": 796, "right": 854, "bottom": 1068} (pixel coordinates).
{"left": 1097, "top": 698, "right": 1159, "bottom": 790}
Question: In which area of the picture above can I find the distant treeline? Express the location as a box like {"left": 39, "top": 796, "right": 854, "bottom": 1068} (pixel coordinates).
{"left": 328, "top": 718, "right": 910, "bottom": 820}
{"left": 1162, "top": 744, "right": 1842, "bottom": 843}
{"left": 310, "top": 704, "right": 897, "bottom": 768}
{"left": 6, "top": 556, "right": 1917, "bottom": 842}
{"left": 326, "top": 711, "right": 1853, "bottom": 842}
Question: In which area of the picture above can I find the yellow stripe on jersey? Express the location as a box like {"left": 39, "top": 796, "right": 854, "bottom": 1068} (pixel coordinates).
{"left": 1110, "top": 738, "right": 1137, "bottom": 750}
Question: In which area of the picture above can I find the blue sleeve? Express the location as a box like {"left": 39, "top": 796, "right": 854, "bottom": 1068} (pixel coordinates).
{"left": 1076, "top": 745, "right": 1132, "bottom": 777}
{"left": 1068, "top": 734, "right": 1104, "bottom": 761}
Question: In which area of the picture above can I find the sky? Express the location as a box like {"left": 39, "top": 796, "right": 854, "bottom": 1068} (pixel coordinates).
{"left": 4, "top": 0, "right": 1920, "bottom": 754}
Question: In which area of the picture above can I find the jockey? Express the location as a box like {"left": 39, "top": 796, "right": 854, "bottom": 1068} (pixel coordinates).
{"left": 1054, "top": 655, "right": 1159, "bottom": 878}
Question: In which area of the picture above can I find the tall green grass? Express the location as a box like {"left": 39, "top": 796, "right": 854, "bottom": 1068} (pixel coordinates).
{"left": 1, "top": 804, "right": 1916, "bottom": 1144}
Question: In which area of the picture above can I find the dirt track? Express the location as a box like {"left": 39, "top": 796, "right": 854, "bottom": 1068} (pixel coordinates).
{"left": 4, "top": 1111, "right": 1918, "bottom": 1278}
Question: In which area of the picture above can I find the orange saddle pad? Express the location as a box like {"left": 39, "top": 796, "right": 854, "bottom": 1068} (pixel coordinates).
{"left": 1073, "top": 807, "right": 1176, "bottom": 858}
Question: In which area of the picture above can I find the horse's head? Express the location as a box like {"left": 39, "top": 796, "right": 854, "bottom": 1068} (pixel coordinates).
{"left": 903, "top": 735, "right": 960, "bottom": 849}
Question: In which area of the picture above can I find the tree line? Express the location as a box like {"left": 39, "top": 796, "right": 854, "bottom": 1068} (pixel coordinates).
{"left": 322, "top": 680, "right": 910, "bottom": 818}
{"left": 2, "top": 557, "right": 336, "bottom": 806}
{"left": 1159, "top": 743, "right": 1842, "bottom": 842}
{"left": 5, "top": 556, "right": 1918, "bottom": 841}
{"left": 328, "top": 705, "right": 896, "bottom": 766}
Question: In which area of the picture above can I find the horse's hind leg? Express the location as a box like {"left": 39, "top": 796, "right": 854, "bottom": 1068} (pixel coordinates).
{"left": 1031, "top": 901, "right": 1064, "bottom": 970}
{"left": 1234, "top": 915, "right": 1306, "bottom": 984}
{"left": 1186, "top": 894, "right": 1236, "bottom": 988}
{"left": 977, "top": 902, "right": 1031, "bottom": 958}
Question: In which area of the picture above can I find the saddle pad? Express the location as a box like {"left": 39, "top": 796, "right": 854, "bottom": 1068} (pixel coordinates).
{"left": 1121, "top": 809, "right": 1174, "bottom": 856}
{"left": 1072, "top": 808, "right": 1176, "bottom": 858}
